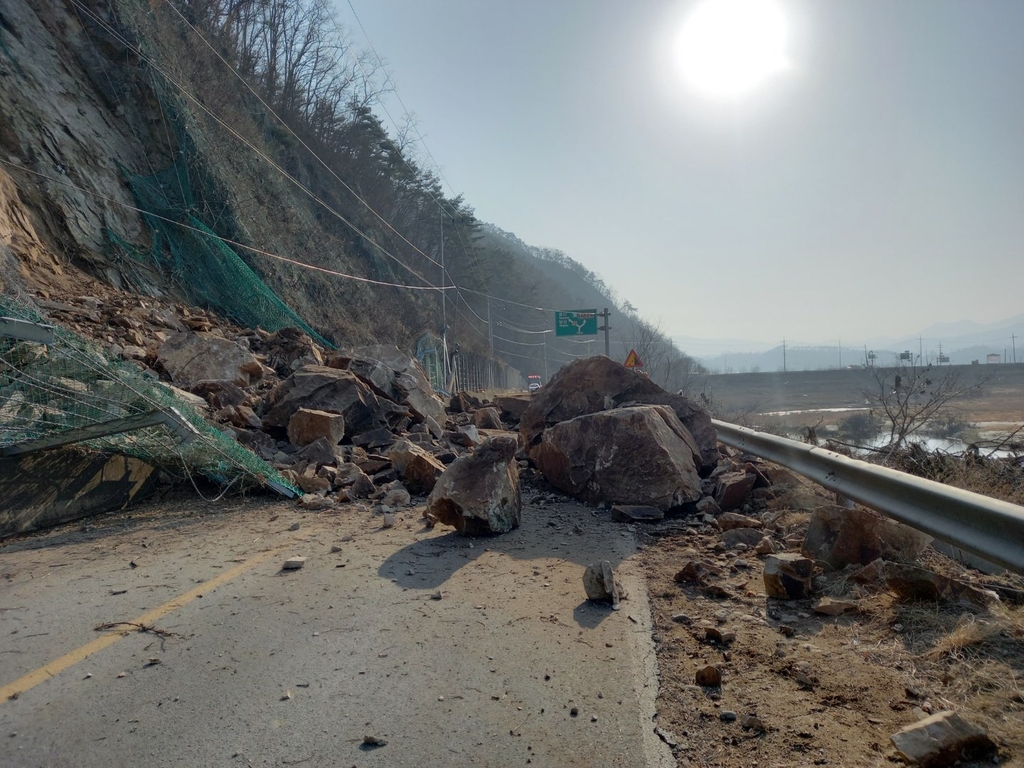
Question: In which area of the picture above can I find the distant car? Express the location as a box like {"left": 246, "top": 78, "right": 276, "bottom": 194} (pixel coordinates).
{"left": 527, "top": 374, "right": 542, "bottom": 393}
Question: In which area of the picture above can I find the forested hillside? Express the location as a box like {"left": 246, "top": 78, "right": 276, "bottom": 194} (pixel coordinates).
{"left": 0, "top": 0, "right": 701, "bottom": 390}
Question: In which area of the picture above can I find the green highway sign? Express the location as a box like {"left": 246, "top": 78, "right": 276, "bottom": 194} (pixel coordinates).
{"left": 555, "top": 309, "right": 598, "bottom": 336}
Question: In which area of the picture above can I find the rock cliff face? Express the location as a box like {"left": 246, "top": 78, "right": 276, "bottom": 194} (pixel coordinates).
{"left": 0, "top": 0, "right": 163, "bottom": 294}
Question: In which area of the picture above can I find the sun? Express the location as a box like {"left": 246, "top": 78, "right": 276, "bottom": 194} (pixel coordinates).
{"left": 675, "top": 0, "right": 789, "bottom": 99}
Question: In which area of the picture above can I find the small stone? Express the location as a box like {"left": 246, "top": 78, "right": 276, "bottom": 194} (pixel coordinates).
{"left": 330, "top": 546, "right": 342, "bottom": 553}
{"left": 570, "top": 706, "right": 579, "bottom": 717}
{"left": 720, "top": 711, "right": 737, "bottom": 722}
{"left": 671, "top": 613, "right": 692, "bottom": 624}
{"left": 430, "top": 591, "right": 443, "bottom": 600}
{"left": 289, "top": 522, "right": 301, "bottom": 531}
{"left": 741, "top": 714, "right": 766, "bottom": 733}
{"left": 813, "top": 597, "right": 859, "bottom": 616}
{"left": 695, "top": 665, "right": 722, "bottom": 687}
{"left": 283, "top": 557, "right": 306, "bottom": 570}
{"left": 754, "top": 537, "right": 776, "bottom": 555}
{"left": 382, "top": 513, "right": 396, "bottom": 528}
{"left": 362, "top": 734, "right": 388, "bottom": 747}
{"left": 705, "top": 626, "right": 736, "bottom": 644}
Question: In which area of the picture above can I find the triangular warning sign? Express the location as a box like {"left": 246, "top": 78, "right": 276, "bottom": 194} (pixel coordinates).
{"left": 624, "top": 349, "right": 643, "bottom": 368}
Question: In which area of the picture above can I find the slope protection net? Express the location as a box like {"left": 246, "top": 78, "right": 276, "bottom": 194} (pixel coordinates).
{"left": 0, "top": 297, "right": 297, "bottom": 496}
{"left": 110, "top": 155, "right": 333, "bottom": 349}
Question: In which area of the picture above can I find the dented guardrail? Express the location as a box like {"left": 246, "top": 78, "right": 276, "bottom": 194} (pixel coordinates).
{"left": 712, "top": 420, "right": 1024, "bottom": 576}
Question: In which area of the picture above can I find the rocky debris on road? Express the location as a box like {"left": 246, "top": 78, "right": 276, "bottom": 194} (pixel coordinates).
{"left": 389, "top": 439, "right": 446, "bottom": 495}
{"left": 518, "top": 355, "right": 719, "bottom": 471}
{"left": 694, "top": 665, "right": 722, "bottom": 687}
{"left": 763, "top": 553, "right": 815, "bottom": 599}
{"left": 282, "top": 556, "right": 306, "bottom": 570}
{"left": 881, "top": 562, "right": 999, "bottom": 606}
{"left": 157, "top": 331, "right": 263, "bottom": 389}
{"left": 802, "top": 505, "right": 933, "bottom": 569}
{"left": 534, "top": 405, "right": 703, "bottom": 510}
{"left": 425, "top": 435, "right": 521, "bottom": 535}
{"left": 493, "top": 393, "right": 532, "bottom": 425}
{"left": 283, "top": 407, "right": 344, "bottom": 447}
{"left": 890, "top": 711, "right": 995, "bottom": 767}
{"left": 610, "top": 505, "right": 665, "bottom": 523}
{"left": 583, "top": 560, "right": 624, "bottom": 608}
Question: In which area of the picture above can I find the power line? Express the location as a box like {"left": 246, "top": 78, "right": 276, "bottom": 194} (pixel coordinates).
{"left": 0, "top": 160, "right": 448, "bottom": 292}
{"left": 72, "top": 0, "right": 446, "bottom": 293}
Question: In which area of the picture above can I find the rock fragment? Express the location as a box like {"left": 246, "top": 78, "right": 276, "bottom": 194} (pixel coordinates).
{"left": 889, "top": 711, "right": 994, "bottom": 767}
{"left": 763, "top": 553, "right": 814, "bottom": 599}
{"left": 425, "top": 435, "right": 521, "bottom": 535}
{"left": 283, "top": 557, "right": 306, "bottom": 570}
{"left": 583, "top": 560, "right": 623, "bottom": 608}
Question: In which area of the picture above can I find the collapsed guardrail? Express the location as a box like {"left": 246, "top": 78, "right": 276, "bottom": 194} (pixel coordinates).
{"left": 712, "top": 419, "right": 1024, "bottom": 576}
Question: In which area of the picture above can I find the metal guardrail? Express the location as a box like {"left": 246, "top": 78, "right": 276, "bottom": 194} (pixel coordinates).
{"left": 713, "top": 420, "right": 1024, "bottom": 575}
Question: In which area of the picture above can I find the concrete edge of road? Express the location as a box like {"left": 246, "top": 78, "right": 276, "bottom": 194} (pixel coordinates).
{"left": 621, "top": 557, "right": 676, "bottom": 767}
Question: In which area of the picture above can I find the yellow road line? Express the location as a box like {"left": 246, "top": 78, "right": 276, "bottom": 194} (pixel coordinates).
{"left": 1, "top": 547, "right": 278, "bottom": 702}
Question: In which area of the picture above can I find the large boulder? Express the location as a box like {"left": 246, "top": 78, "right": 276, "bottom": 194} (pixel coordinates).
{"left": 263, "top": 365, "right": 399, "bottom": 437}
{"left": 389, "top": 438, "right": 446, "bottom": 495}
{"left": 802, "top": 506, "right": 932, "bottom": 570}
{"left": 519, "top": 356, "right": 717, "bottom": 471}
{"left": 328, "top": 345, "right": 445, "bottom": 433}
{"left": 287, "top": 408, "right": 345, "bottom": 447}
{"left": 425, "top": 435, "right": 521, "bottom": 535}
{"left": 494, "top": 393, "right": 532, "bottom": 424}
{"left": 533, "top": 405, "right": 702, "bottom": 510}
{"left": 158, "top": 332, "right": 260, "bottom": 388}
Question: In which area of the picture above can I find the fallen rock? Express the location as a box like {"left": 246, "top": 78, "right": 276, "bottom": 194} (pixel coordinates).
{"left": 812, "top": 597, "right": 859, "bottom": 616}
{"left": 883, "top": 563, "right": 998, "bottom": 606}
{"left": 494, "top": 393, "right": 532, "bottom": 423}
{"left": 889, "top": 711, "right": 995, "bottom": 767}
{"left": 158, "top": 332, "right": 259, "bottom": 388}
{"left": 264, "top": 327, "right": 323, "bottom": 373}
{"left": 716, "top": 511, "right": 764, "bottom": 531}
{"left": 263, "top": 366, "right": 393, "bottom": 439}
{"left": 720, "top": 527, "right": 764, "bottom": 550}
{"left": 695, "top": 665, "right": 722, "bottom": 687}
{"left": 763, "top": 553, "right": 814, "bottom": 599}
{"left": 425, "top": 435, "right": 521, "bottom": 535}
{"left": 298, "top": 495, "right": 335, "bottom": 510}
{"left": 695, "top": 496, "right": 721, "bottom": 516}
{"left": 714, "top": 471, "right": 757, "bottom": 511}
{"left": 328, "top": 345, "right": 446, "bottom": 431}
{"left": 447, "top": 391, "right": 481, "bottom": 414}
{"left": 802, "top": 506, "right": 932, "bottom": 570}
{"left": 473, "top": 406, "right": 503, "bottom": 430}
{"left": 447, "top": 424, "right": 482, "bottom": 447}
{"left": 610, "top": 505, "right": 665, "bottom": 523}
{"left": 534, "top": 406, "right": 702, "bottom": 510}
{"left": 283, "top": 557, "right": 306, "bottom": 570}
{"left": 583, "top": 560, "right": 623, "bottom": 608}
{"left": 754, "top": 537, "right": 777, "bottom": 555}
{"left": 287, "top": 408, "right": 345, "bottom": 447}
{"left": 379, "top": 481, "right": 411, "bottom": 508}
{"left": 295, "top": 474, "right": 331, "bottom": 494}
{"left": 389, "top": 439, "right": 446, "bottom": 495}
{"left": 519, "top": 356, "right": 718, "bottom": 471}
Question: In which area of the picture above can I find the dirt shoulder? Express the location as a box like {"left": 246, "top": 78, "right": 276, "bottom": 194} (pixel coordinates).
{"left": 638, "top": 472, "right": 1024, "bottom": 767}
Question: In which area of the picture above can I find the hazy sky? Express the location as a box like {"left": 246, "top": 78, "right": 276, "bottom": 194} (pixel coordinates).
{"left": 339, "top": 0, "right": 1024, "bottom": 350}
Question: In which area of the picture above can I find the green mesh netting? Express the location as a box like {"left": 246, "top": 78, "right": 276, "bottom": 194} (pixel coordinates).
{"left": 110, "top": 157, "right": 333, "bottom": 349}
{"left": 0, "top": 297, "right": 297, "bottom": 496}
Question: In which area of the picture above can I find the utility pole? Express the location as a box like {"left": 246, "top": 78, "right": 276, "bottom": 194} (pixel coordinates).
{"left": 598, "top": 308, "right": 611, "bottom": 358}
{"left": 439, "top": 210, "right": 448, "bottom": 385}
{"left": 1013, "top": 333, "right": 1018, "bottom": 364}
{"left": 543, "top": 336, "right": 549, "bottom": 381}
{"left": 486, "top": 299, "right": 494, "bottom": 390}
{"left": 918, "top": 336, "right": 923, "bottom": 365}
{"left": 782, "top": 338, "right": 787, "bottom": 373}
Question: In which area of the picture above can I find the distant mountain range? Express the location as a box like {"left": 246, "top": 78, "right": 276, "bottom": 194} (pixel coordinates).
{"left": 684, "top": 313, "right": 1023, "bottom": 372}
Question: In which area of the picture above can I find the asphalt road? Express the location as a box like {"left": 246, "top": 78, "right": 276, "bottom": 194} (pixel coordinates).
{"left": 0, "top": 493, "right": 673, "bottom": 767}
